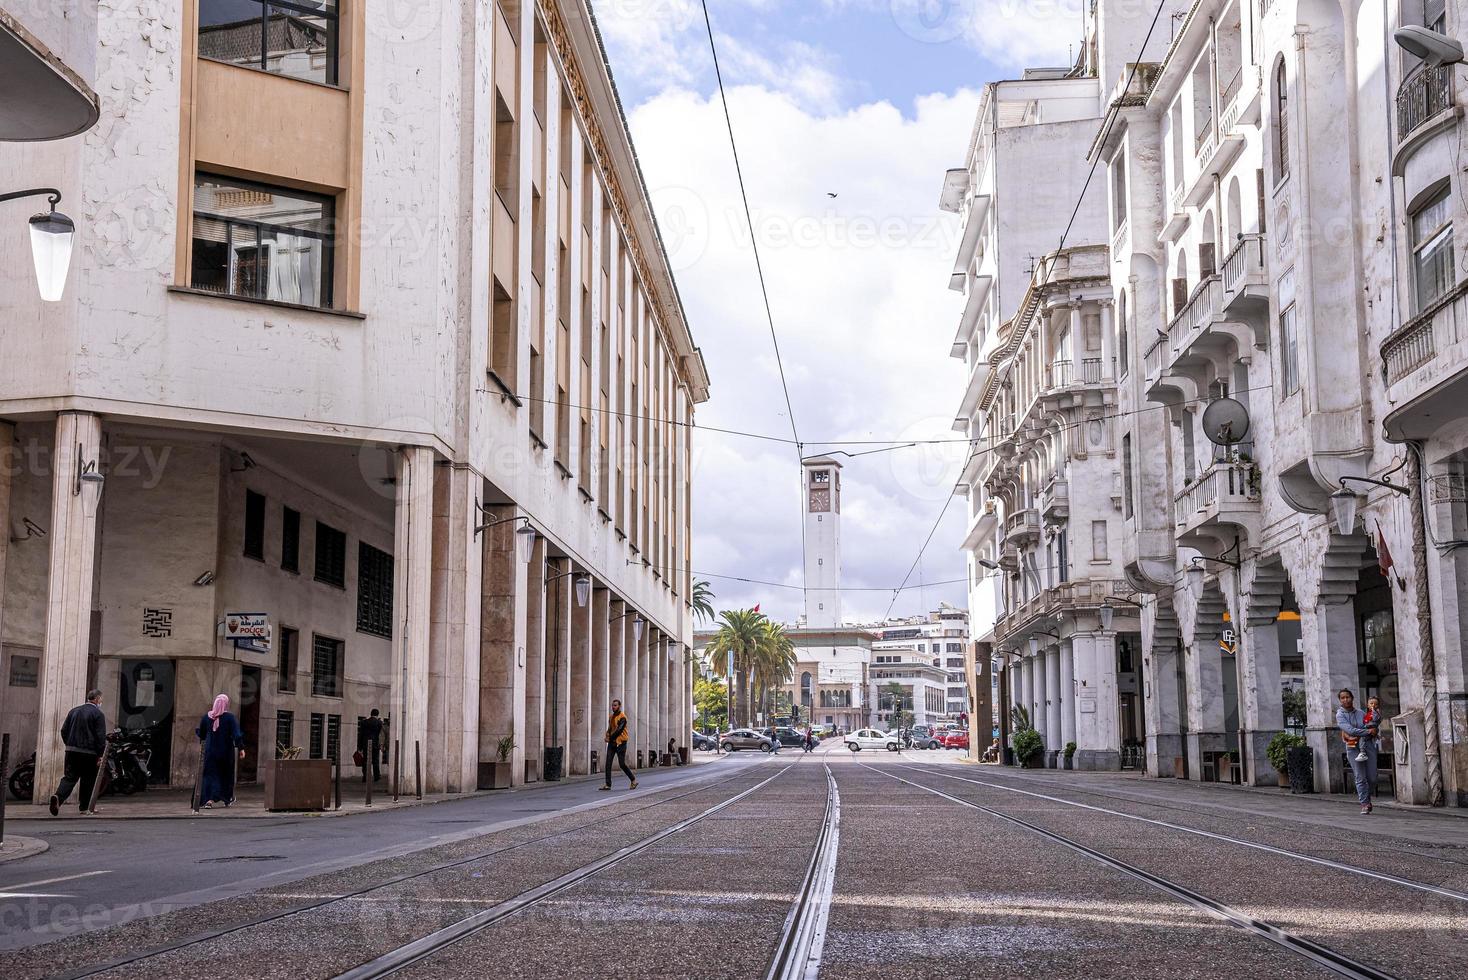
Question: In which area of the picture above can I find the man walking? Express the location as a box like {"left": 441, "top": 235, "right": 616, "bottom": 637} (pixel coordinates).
{"left": 358, "top": 708, "right": 384, "bottom": 782}
{"left": 49, "top": 688, "right": 108, "bottom": 816}
{"left": 601, "top": 698, "right": 637, "bottom": 791}
{"left": 1336, "top": 688, "right": 1379, "bottom": 814}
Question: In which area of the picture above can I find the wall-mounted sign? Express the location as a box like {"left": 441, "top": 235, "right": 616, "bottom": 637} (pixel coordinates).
{"left": 8, "top": 654, "right": 39, "bottom": 688}
{"left": 225, "top": 613, "right": 269, "bottom": 639}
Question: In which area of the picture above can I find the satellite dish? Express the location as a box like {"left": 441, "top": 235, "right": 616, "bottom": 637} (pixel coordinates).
{"left": 1201, "top": 397, "right": 1251, "bottom": 447}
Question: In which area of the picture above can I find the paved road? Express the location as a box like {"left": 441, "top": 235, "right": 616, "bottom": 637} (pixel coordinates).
{"left": 3, "top": 744, "right": 1465, "bottom": 978}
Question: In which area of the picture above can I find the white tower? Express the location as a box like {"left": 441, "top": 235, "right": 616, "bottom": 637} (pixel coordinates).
{"left": 803, "top": 457, "right": 842, "bottom": 627}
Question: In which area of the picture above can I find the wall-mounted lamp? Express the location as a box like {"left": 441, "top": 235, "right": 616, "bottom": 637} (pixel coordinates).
{"left": 1330, "top": 464, "right": 1410, "bottom": 536}
{"left": 977, "top": 558, "right": 999, "bottom": 570}
{"left": 0, "top": 188, "right": 75, "bottom": 301}
{"left": 1098, "top": 595, "right": 1144, "bottom": 632}
{"left": 472, "top": 506, "right": 537, "bottom": 564}
{"left": 1026, "top": 631, "right": 1059, "bottom": 657}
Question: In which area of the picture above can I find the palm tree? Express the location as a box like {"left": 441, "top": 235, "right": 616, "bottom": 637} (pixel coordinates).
{"left": 691, "top": 580, "right": 716, "bottom": 625}
{"left": 753, "top": 619, "right": 796, "bottom": 727}
{"left": 705, "top": 608, "right": 766, "bottom": 729}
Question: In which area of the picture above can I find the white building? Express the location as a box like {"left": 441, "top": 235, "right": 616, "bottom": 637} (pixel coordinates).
{"left": 0, "top": 0, "right": 709, "bottom": 798}
{"left": 870, "top": 603, "right": 971, "bottom": 722}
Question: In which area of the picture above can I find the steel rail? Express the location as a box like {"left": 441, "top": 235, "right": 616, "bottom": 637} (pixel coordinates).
{"left": 861, "top": 762, "right": 1399, "bottom": 980}
{"left": 765, "top": 762, "right": 841, "bottom": 980}
{"left": 903, "top": 762, "right": 1468, "bottom": 903}
{"left": 335, "top": 756, "right": 809, "bottom": 979}
{"left": 54, "top": 761, "right": 774, "bottom": 979}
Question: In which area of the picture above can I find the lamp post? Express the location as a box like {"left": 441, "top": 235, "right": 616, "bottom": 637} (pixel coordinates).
{"left": 544, "top": 565, "right": 590, "bottom": 780}
{"left": 1, "top": 188, "right": 76, "bottom": 301}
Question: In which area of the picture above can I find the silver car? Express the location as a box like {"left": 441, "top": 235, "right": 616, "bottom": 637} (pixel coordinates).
{"left": 721, "top": 728, "right": 774, "bottom": 752}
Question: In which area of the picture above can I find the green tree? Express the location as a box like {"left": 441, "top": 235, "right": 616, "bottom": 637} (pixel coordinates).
{"left": 705, "top": 608, "right": 766, "bottom": 728}
{"left": 754, "top": 619, "right": 796, "bottom": 725}
{"left": 691, "top": 579, "right": 716, "bottom": 625}
{"left": 693, "top": 674, "right": 728, "bottom": 730}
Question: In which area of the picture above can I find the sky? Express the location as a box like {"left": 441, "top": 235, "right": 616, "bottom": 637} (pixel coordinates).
{"left": 590, "top": 0, "right": 1078, "bottom": 625}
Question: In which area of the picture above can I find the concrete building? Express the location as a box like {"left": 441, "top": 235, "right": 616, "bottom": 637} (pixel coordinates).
{"left": 870, "top": 603, "right": 970, "bottom": 721}
{"left": 0, "top": 0, "right": 708, "bottom": 799}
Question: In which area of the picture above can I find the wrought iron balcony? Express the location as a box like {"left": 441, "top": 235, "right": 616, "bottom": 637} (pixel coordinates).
{"left": 1397, "top": 64, "right": 1453, "bottom": 141}
{"left": 1173, "top": 460, "right": 1261, "bottom": 546}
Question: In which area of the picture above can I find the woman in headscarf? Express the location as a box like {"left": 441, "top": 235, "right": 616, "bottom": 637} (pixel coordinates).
{"left": 195, "top": 694, "right": 245, "bottom": 808}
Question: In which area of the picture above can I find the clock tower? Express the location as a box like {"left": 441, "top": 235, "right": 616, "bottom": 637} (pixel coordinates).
{"left": 803, "top": 457, "right": 842, "bottom": 628}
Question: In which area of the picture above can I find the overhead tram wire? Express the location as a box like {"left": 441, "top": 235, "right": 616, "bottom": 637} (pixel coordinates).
{"left": 699, "top": 0, "right": 812, "bottom": 615}
{"left": 880, "top": 0, "right": 1174, "bottom": 620}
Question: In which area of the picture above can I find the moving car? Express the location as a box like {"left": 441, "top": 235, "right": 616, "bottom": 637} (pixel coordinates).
{"left": 721, "top": 728, "right": 774, "bottom": 752}
{"left": 906, "top": 730, "right": 942, "bottom": 750}
{"left": 692, "top": 731, "right": 718, "bottom": 751}
{"left": 939, "top": 730, "right": 970, "bottom": 750}
{"left": 845, "top": 728, "right": 900, "bottom": 752}
{"left": 768, "top": 726, "right": 805, "bottom": 747}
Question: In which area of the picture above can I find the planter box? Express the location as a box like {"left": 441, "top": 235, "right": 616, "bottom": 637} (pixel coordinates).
{"left": 1286, "top": 746, "right": 1314, "bottom": 794}
{"left": 478, "top": 761, "right": 514, "bottom": 790}
{"left": 678, "top": 747, "right": 690, "bottom": 765}
{"left": 264, "top": 759, "right": 331, "bottom": 811}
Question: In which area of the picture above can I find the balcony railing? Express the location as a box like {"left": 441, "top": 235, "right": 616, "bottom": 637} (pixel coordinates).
{"left": 1165, "top": 275, "right": 1222, "bottom": 354}
{"left": 1144, "top": 335, "right": 1167, "bottom": 378}
{"left": 1221, "top": 233, "right": 1265, "bottom": 292}
{"left": 1174, "top": 461, "right": 1258, "bottom": 528}
{"left": 1049, "top": 359, "right": 1072, "bottom": 387}
{"left": 1397, "top": 64, "right": 1453, "bottom": 141}
{"left": 1081, "top": 357, "right": 1103, "bottom": 383}
{"left": 1005, "top": 508, "right": 1040, "bottom": 541}
{"left": 1169, "top": 182, "right": 1184, "bottom": 215}
{"left": 1382, "top": 278, "right": 1468, "bottom": 385}
{"left": 1220, "top": 67, "right": 1243, "bottom": 113}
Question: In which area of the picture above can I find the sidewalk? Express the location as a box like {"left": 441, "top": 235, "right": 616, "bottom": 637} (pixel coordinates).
{"left": 5, "top": 750, "right": 724, "bottom": 821}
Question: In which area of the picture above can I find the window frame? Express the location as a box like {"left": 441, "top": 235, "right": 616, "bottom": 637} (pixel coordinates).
{"left": 314, "top": 520, "right": 347, "bottom": 588}
{"left": 277, "top": 626, "right": 299, "bottom": 693}
{"left": 310, "top": 632, "right": 345, "bottom": 699}
{"left": 281, "top": 506, "right": 301, "bottom": 573}
{"left": 1409, "top": 185, "right": 1454, "bottom": 314}
{"left": 243, "top": 489, "right": 266, "bottom": 561}
{"left": 355, "top": 541, "right": 395, "bottom": 639}
{"left": 197, "top": 0, "right": 342, "bottom": 88}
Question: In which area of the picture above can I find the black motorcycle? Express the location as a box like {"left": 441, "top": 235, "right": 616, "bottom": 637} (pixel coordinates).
{"left": 8, "top": 753, "right": 35, "bottom": 801}
{"left": 4, "top": 727, "right": 155, "bottom": 801}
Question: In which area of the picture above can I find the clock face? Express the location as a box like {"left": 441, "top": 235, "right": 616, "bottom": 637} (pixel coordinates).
{"left": 810, "top": 488, "right": 831, "bottom": 512}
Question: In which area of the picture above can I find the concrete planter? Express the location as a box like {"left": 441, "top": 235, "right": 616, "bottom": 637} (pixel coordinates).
{"left": 543, "top": 746, "right": 564, "bottom": 782}
{"left": 1062, "top": 755, "right": 1074, "bottom": 771}
{"left": 264, "top": 759, "right": 331, "bottom": 811}
{"left": 478, "top": 761, "right": 514, "bottom": 790}
{"left": 1286, "top": 746, "right": 1314, "bottom": 794}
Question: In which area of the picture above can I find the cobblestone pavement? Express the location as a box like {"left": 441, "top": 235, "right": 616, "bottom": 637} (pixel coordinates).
{"left": 3, "top": 746, "right": 1464, "bottom": 978}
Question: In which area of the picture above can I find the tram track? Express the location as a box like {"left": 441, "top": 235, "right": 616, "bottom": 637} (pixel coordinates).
{"left": 52, "top": 760, "right": 781, "bottom": 980}
{"left": 899, "top": 762, "right": 1468, "bottom": 902}
{"left": 859, "top": 760, "right": 1400, "bottom": 980}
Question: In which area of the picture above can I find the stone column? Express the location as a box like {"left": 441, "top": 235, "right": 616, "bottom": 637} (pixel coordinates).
{"left": 389, "top": 446, "right": 435, "bottom": 788}
{"left": 1238, "top": 617, "right": 1285, "bottom": 785}
{"left": 621, "top": 610, "right": 637, "bottom": 755}
{"left": 1059, "top": 639, "right": 1077, "bottom": 753}
{"left": 568, "top": 576, "right": 593, "bottom": 775}
{"left": 1069, "top": 302, "right": 1084, "bottom": 379}
{"left": 1073, "top": 632, "right": 1122, "bottom": 771}
{"left": 0, "top": 420, "right": 13, "bottom": 702}
{"left": 1020, "top": 655, "right": 1034, "bottom": 734}
{"left": 35, "top": 413, "right": 103, "bottom": 797}
{"left": 1045, "top": 645, "right": 1062, "bottom": 764}
{"left": 1302, "top": 601, "right": 1357, "bottom": 794}
{"left": 591, "top": 588, "right": 610, "bottom": 773}
{"left": 1183, "top": 638, "right": 1226, "bottom": 780}
{"left": 428, "top": 466, "right": 485, "bottom": 793}
{"left": 478, "top": 506, "right": 527, "bottom": 788}
{"left": 1033, "top": 649, "right": 1049, "bottom": 763}
{"left": 1099, "top": 299, "right": 1115, "bottom": 380}
{"left": 522, "top": 537, "right": 546, "bottom": 782}
{"left": 546, "top": 559, "right": 572, "bottom": 769}
{"left": 637, "top": 627, "right": 652, "bottom": 767}
{"left": 1144, "top": 637, "right": 1184, "bottom": 778}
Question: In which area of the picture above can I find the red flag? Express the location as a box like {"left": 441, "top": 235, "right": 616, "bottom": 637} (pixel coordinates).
{"left": 752, "top": 603, "right": 761, "bottom": 614}
{"left": 1375, "top": 520, "right": 1404, "bottom": 589}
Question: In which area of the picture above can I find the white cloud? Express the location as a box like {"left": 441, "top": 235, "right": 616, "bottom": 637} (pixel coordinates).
{"left": 888, "top": 0, "right": 1080, "bottom": 70}
{"left": 625, "top": 83, "right": 983, "bottom": 623}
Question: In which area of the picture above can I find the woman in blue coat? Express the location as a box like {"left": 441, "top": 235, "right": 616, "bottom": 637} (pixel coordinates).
{"left": 196, "top": 693, "right": 245, "bottom": 808}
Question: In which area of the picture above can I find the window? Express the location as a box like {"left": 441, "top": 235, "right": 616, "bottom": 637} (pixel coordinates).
{"left": 356, "top": 542, "right": 394, "bottom": 638}
{"left": 1092, "top": 520, "right": 1109, "bottom": 561}
{"left": 281, "top": 507, "right": 300, "bottom": 573}
{"left": 326, "top": 713, "right": 342, "bottom": 761}
{"left": 199, "top": 0, "right": 340, "bottom": 85}
{"left": 244, "top": 490, "right": 266, "bottom": 560}
{"left": 1118, "top": 290, "right": 1129, "bottom": 378}
{"left": 311, "top": 634, "right": 344, "bottom": 698}
{"left": 946, "top": 643, "right": 963, "bottom": 653}
{"left": 277, "top": 626, "right": 299, "bottom": 693}
{"left": 1122, "top": 435, "right": 1135, "bottom": 520}
{"left": 191, "top": 174, "right": 334, "bottom": 308}
{"left": 1278, "top": 269, "right": 1301, "bottom": 395}
{"left": 275, "top": 710, "right": 295, "bottom": 757}
{"left": 309, "top": 712, "right": 325, "bottom": 759}
{"left": 1410, "top": 186, "right": 1454, "bottom": 313}
{"left": 1273, "top": 60, "right": 1289, "bottom": 184}
{"left": 314, "top": 521, "right": 346, "bottom": 587}
{"left": 1111, "top": 152, "right": 1127, "bottom": 232}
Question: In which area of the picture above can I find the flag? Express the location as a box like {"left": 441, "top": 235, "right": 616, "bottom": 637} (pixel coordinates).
{"left": 1375, "top": 520, "right": 1405, "bottom": 590}
{"left": 752, "top": 603, "right": 761, "bottom": 613}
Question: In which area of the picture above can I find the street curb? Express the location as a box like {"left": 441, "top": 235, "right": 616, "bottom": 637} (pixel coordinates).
{"left": 0, "top": 835, "right": 49, "bottom": 863}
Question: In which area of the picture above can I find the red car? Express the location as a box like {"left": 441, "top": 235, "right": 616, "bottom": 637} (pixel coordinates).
{"left": 939, "top": 730, "right": 970, "bottom": 750}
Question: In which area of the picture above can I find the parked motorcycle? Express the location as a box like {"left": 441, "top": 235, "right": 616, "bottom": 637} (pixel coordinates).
{"left": 3, "top": 726, "right": 156, "bottom": 801}
{"left": 7, "top": 753, "right": 35, "bottom": 801}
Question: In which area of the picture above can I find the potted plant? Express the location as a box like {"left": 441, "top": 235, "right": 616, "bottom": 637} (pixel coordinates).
{"left": 477, "top": 735, "right": 516, "bottom": 790}
{"left": 1266, "top": 732, "right": 1305, "bottom": 788}
{"left": 264, "top": 744, "right": 331, "bottom": 811}
{"left": 1012, "top": 727, "right": 1045, "bottom": 769}
{"left": 1063, "top": 741, "right": 1077, "bottom": 770}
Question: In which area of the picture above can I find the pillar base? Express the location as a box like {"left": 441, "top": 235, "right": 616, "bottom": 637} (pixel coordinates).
{"left": 1305, "top": 726, "right": 1348, "bottom": 794}
{"left": 1075, "top": 749, "right": 1121, "bottom": 772}
{"left": 1147, "top": 733, "right": 1184, "bottom": 778}
{"left": 1185, "top": 731, "right": 1228, "bottom": 782}
{"left": 1243, "top": 729, "right": 1285, "bottom": 786}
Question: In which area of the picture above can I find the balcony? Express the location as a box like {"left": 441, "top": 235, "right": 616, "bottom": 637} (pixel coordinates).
{"left": 1219, "top": 66, "right": 1261, "bottom": 136}
{"left": 1005, "top": 508, "right": 1041, "bottom": 544}
{"left": 1397, "top": 65, "right": 1453, "bottom": 142}
{"left": 1382, "top": 279, "right": 1468, "bottom": 441}
{"left": 1146, "top": 272, "right": 1259, "bottom": 393}
{"left": 1173, "top": 461, "right": 1260, "bottom": 548}
{"left": 1220, "top": 233, "right": 1269, "bottom": 322}
{"left": 1041, "top": 478, "right": 1069, "bottom": 524}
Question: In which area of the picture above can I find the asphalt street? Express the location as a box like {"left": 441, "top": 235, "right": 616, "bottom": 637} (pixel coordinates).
{"left": 2, "top": 743, "right": 1465, "bottom": 979}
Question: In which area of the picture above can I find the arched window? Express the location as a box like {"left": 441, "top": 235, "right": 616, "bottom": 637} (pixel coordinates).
{"left": 1226, "top": 176, "right": 1243, "bottom": 242}
{"left": 1117, "top": 289, "right": 1129, "bottom": 378}
{"left": 1273, "top": 59, "right": 1289, "bottom": 183}
{"left": 800, "top": 671, "right": 812, "bottom": 706}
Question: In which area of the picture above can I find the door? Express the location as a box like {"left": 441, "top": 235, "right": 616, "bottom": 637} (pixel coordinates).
{"left": 239, "top": 665, "right": 262, "bottom": 782}
{"left": 118, "top": 659, "right": 175, "bottom": 784}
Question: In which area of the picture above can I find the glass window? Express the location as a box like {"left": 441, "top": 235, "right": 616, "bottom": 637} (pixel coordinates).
{"left": 1111, "top": 152, "right": 1127, "bottom": 232}
{"left": 311, "top": 634, "right": 344, "bottom": 698}
{"left": 356, "top": 542, "right": 394, "bottom": 638}
{"left": 244, "top": 489, "right": 266, "bottom": 560}
{"left": 277, "top": 627, "right": 298, "bottom": 693}
{"left": 274, "top": 709, "right": 294, "bottom": 757}
{"left": 1411, "top": 187, "right": 1453, "bottom": 313}
{"left": 282, "top": 507, "right": 300, "bottom": 573}
{"left": 315, "top": 521, "right": 346, "bottom": 587}
{"left": 191, "top": 174, "right": 335, "bottom": 308}
{"left": 1122, "top": 435, "right": 1134, "bottom": 520}
{"left": 1277, "top": 269, "right": 1300, "bottom": 395}
{"left": 199, "top": 0, "right": 340, "bottom": 85}
{"left": 1273, "top": 60, "right": 1289, "bottom": 184}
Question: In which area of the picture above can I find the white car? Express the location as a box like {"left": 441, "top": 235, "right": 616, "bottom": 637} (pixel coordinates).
{"left": 845, "top": 728, "right": 900, "bottom": 752}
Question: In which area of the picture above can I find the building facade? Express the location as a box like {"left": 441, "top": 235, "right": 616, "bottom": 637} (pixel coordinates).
{"left": 950, "top": 0, "right": 1468, "bottom": 807}
{"left": 0, "top": 0, "right": 708, "bottom": 797}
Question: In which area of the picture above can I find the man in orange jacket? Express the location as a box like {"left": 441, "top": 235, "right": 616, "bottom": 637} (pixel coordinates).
{"left": 601, "top": 699, "right": 638, "bottom": 791}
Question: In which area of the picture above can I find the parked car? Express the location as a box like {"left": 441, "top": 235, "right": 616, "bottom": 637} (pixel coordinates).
{"left": 692, "top": 731, "right": 718, "bottom": 751}
{"left": 768, "top": 726, "right": 805, "bottom": 747}
{"left": 907, "top": 730, "right": 942, "bottom": 750}
{"left": 939, "top": 730, "right": 970, "bottom": 751}
{"left": 721, "top": 728, "right": 773, "bottom": 752}
{"left": 845, "top": 728, "right": 900, "bottom": 752}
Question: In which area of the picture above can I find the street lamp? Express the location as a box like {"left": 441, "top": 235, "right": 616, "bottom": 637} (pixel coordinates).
{"left": 1, "top": 188, "right": 75, "bottom": 301}
{"left": 472, "top": 511, "right": 537, "bottom": 564}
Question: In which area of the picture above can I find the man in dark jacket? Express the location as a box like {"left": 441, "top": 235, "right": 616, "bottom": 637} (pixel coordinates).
{"left": 49, "top": 689, "right": 107, "bottom": 816}
{"left": 358, "top": 709, "right": 385, "bottom": 782}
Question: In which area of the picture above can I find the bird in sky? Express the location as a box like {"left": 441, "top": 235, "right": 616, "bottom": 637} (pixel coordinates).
{"left": 826, "top": 192, "right": 838, "bottom": 198}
